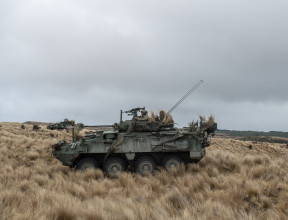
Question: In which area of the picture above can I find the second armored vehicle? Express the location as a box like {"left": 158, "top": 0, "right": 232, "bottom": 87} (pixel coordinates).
{"left": 47, "top": 119, "right": 75, "bottom": 130}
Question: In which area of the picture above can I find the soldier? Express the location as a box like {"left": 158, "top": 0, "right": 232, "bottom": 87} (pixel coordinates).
{"left": 136, "top": 109, "right": 149, "bottom": 121}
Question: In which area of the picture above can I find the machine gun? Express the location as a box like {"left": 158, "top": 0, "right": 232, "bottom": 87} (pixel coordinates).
{"left": 120, "top": 107, "right": 145, "bottom": 122}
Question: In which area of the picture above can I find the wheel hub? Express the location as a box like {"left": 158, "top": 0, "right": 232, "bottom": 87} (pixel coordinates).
{"left": 166, "top": 159, "right": 180, "bottom": 171}
{"left": 170, "top": 163, "right": 176, "bottom": 168}
{"left": 109, "top": 163, "right": 120, "bottom": 173}
{"left": 143, "top": 164, "right": 150, "bottom": 170}
{"left": 141, "top": 162, "right": 152, "bottom": 172}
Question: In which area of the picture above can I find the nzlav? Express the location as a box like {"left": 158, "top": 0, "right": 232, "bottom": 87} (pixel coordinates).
{"left": 52, "top": 107, "right": 217, "bottom": 176}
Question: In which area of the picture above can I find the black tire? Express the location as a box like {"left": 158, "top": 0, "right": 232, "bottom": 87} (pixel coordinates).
{"left": 76, "top": 158, "right": 98, "bottom": 171}
{"left": 135, "top": 156, "right": 156, "bottom": 176}
{"left": 103, "top": 157, "right": 126, "bottom": 177}
{"left": 162, "top": 155, "right": 183, "bottom": 172}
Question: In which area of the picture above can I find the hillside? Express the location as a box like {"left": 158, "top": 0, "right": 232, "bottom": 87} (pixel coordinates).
{"left": 216, "top": 129, "right": 288, "bottom": 138}
{"left": 216, "top": 129, "right": 288, "bottom": 144}
{"left": 0, "top": 122, "right": 288, "bottom": 219}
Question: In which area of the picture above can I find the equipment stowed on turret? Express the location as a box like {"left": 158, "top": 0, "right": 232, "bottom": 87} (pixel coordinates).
{"left": 52, "top": 80, "right": 217, "bottom": 176}
{"left": 116, "top": 107, "right": 174, "bottom": 133}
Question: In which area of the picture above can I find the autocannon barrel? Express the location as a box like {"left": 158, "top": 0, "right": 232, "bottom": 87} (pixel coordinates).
{"left": 83, "top": 125, "right": 113, "bottom": 128}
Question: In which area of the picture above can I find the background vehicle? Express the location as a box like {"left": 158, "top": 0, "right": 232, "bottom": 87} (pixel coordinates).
{"left": 47, "top": 119, "right": 75, "bottom": 130}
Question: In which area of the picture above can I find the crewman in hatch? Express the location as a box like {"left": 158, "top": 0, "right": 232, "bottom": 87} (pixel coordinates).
{"left": 136, "top": 109, "right": 149, "bottom": 121}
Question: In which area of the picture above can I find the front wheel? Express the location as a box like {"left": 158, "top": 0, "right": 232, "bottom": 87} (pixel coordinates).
{"left": 135, "top": 156, "right": 156, "bottom": 176}
{"left": 76, "top": 158, "right": 98, "bottom": 171}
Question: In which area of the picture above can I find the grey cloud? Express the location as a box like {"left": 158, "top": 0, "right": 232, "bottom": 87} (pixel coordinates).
{"left": 1, "top": 0, "right": 288, "bottom": 130}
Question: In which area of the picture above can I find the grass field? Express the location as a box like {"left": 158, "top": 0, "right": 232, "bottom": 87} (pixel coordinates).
{"left": 0, "top": 122, "right": 288, "bottom": 219}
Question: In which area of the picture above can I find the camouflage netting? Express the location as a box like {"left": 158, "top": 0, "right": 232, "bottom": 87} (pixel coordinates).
{"left": 149, "top": 110, "right": 174, "bottom": 124}
{"left": 189, "top": 115, "right": 215, "bottom": 133}
{"left": 127, "top": 110, "right": 175, "bottom": 133}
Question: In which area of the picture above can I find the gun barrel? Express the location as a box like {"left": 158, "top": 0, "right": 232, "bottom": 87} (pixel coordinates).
{"left": 123, "top": 107, "right": 145, "bottom": 113}
{"left": 84, "top": 125, "right": 113, "bottom": 128}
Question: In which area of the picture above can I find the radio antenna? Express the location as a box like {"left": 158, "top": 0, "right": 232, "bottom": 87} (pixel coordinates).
{"left": 167, "top": 80, "right": 204, "bottom": 114}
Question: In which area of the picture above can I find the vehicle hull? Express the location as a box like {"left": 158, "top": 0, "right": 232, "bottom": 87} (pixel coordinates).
{"left": 53, "top": 130, "right": 209, "bottom": 167}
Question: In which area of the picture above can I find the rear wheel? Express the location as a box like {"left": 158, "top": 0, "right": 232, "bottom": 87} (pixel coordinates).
{"left": 76, "top": 158, "right": 98, "bottom": 171}
{"left": 135, "top": 156, "right": 156, "bottom": 176}
{"left": 162, "top": 155, "right": 183, "bottom": 172}
{"left": 104, "top": 157, "right": 126, "bottom": 177}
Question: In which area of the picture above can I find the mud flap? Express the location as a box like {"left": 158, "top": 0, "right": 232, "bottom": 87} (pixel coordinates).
{"left": 126, "top": 153, "right": 135, "bottom": 160}
{"left": 190, "top": 148, "right": 205, "bottom": 159}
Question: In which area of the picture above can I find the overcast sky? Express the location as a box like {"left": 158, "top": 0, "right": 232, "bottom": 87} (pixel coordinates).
{"left": 1, "top": 0, "right": 288, "bottom": 131}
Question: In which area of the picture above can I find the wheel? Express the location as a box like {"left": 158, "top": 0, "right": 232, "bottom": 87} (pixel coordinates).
{"left": 103, "top": 157, "right": 126, "bottom": 177}
{"left": 162, "top": 155, "right": 183, "bottom": 172}
{"left": 135, "top": 156, "right": 156, "bottom": 176}
{"left": 76, "top": 158, "right": 98, "bottom": 171}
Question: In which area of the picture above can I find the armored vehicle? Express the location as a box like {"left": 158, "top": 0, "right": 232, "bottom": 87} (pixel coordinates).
{"left": 52, "top": 107, "right": 217, "bottom": 176}
{"left": 47, "top": 119, "right": 75, "bottom": 130}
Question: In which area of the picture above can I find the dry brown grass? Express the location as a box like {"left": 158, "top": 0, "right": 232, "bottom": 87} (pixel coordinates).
{"left": 1, "top": 122, "right": 288, "bottom": 219}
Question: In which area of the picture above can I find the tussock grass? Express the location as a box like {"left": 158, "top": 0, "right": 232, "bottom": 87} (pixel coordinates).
{"left": 149, "top": 110, "right": 156, "bottom": 123}
{"left": 0, "top": 122, "right": 288, "bottom": 219}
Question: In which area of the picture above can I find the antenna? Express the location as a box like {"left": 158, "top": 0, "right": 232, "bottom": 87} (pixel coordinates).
{"left": 167, "top": 80, "right": 204, "bottom": 114}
